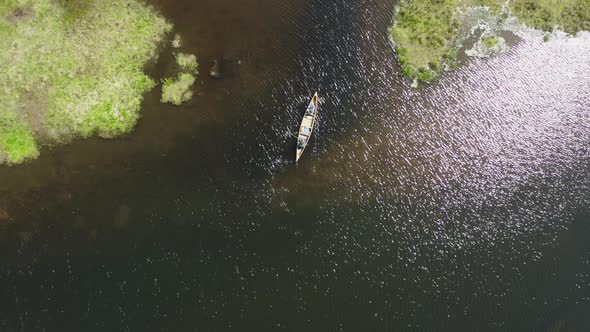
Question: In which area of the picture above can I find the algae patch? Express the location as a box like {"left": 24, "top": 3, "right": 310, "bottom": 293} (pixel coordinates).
{"left": 0, "top": 0, "right": 172, "bottom": 165}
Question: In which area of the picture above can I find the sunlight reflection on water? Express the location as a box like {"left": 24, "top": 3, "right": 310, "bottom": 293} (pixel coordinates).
{"left": 1, "top": 0, "right": 589, "bottom": 330}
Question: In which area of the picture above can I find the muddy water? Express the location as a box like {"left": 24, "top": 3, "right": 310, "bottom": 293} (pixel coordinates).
{"left": 1, "top": 0, "right": 590, "bottom": 330}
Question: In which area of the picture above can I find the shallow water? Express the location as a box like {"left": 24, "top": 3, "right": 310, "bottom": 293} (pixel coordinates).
{"left": 1, "top": 0, "right": 590, "bottom": 330}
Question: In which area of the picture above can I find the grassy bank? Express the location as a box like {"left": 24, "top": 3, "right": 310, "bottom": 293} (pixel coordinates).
{"left": 0, "top": 111, "right": 39, "bottom": 165}
{"left": 389, "top": 0, "right": 459, "bottom": 83}
{"left": 0, "top": 0, "right": 172, "bottom": 165}
{"left": 511, "top": 0, "right": 590, "bottom": 33}
{"left": 389, "top": 0, "right": 590, "bottom": 84}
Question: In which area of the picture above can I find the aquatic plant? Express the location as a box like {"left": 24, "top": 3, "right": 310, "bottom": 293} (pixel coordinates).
{"left": 401, "top": 65, "right": 418, "bottom": 79}
{"left": 0, "top": 0, "right": 172, "bottom": 164}
{"left": 160, "top": 74, "right": 196, "bottom": 106}
{"left": 465, "top": 34, "right": 507, "bottom": 57}
{"left": 159, "top": 52, "right": 198, "bottom": 105}
{"left": 482, "top": 35, "right": 499, "bottom": 48}
{"left": 417, "top": 66, "right": 436, "bottom": 82}
{"left": 171, "top": 34, "right": 183, "bottom": 48}
{"left": 176, "top": 53, "right": 198, "bottom": 74}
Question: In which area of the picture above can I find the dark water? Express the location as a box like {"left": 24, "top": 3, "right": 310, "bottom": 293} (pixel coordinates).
{"left": 1, "top": 0, "right": 590, "bottom": 330}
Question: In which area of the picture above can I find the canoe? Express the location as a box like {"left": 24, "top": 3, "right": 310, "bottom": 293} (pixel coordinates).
{"left": 296, "top": 92, "right": 319, "bottom": 162}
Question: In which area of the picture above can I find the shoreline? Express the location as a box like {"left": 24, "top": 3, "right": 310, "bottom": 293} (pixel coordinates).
{"left": 389, "top": 0, "right": 590, "bottom": 85}
{"left": 0, "top": 0, "right": 196, "bottom": 165}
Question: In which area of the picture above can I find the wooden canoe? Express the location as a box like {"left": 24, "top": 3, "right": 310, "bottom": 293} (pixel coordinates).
{"left": 296, "top": 92, "right": 319, "bottom": 162}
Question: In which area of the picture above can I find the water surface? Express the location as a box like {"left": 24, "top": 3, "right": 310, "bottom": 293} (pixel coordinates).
{"left": 1, "top": 0, "right": 590, "bottom": 330}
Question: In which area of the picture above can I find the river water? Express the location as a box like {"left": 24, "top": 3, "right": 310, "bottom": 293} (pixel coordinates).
{"left": 1, "top": 0, "right": 590, "bottom": 330}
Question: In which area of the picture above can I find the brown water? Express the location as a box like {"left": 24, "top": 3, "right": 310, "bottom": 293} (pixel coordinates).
{"left": 1, "top": 0, "right": 590, "bottom": 330}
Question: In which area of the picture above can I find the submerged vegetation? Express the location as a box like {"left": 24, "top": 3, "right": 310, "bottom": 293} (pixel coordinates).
{"left": 389, "top": 0, "right": 590, "bottom": 84}
{"left": 0, "top": 0, "right": 172, "bottom": 165}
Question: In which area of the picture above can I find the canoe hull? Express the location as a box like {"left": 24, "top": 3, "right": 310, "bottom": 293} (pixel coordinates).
{"left": 296, "top": 92, "right": 319, "bottom": 162}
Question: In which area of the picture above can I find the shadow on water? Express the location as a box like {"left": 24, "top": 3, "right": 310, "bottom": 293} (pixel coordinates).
{"left": 1, "top": 0, "right": 590, "bottom": 330}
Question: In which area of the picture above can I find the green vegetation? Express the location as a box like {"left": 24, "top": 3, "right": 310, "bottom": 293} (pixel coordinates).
{"left": 0, "top": 0, "right": 172, "bottom": 165}
{"left": 465, "top": 33, "right": 507, "bottom": 57}
{"left": 511, "top": 0, "right": 590, "bottom": 33}
{"left": 482, "top": 35, "right": 499, "bottom": 48}
{"left": 389, "top": 0, "right": 459, "bottom": 68}
{"left": 0, "top": 112, "right": 39, "bottom": 165}
{"left": 160, "top": 52, "right": 198, "bottom": 106}
{"left": 176, "top": 53, "right": 198, "bottom": 73}
{"left": 388, "top": 0, "right": 460, "bottom": 82}
{"left": 161, "top": 74, "right": 196, "bottom": 106}
{"left": 390, "top": 0, "right": 590, "bottom": 84}
{"left": 171, "top": 34, "right": 183, "bottom": 48}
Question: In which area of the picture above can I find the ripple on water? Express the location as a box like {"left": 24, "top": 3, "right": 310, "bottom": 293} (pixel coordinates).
{"left": 264, "top": 17, "right": 590, "bottom": 327}
{"left": 1, "top": 0, "right": 590, "bottom": 330}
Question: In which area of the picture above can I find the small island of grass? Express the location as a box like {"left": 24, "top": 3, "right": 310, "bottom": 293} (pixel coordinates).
{"left": 389, "top": 0, "right": 590, "bottom": 84}
{"left": 160, "top": 53, "right": 199, "bottom": 106}
{"left": 0, "top": 0, "right": 179, "bottom": 165}
{"left": 161, "top": 73, "right": 196, "bottom": 106}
